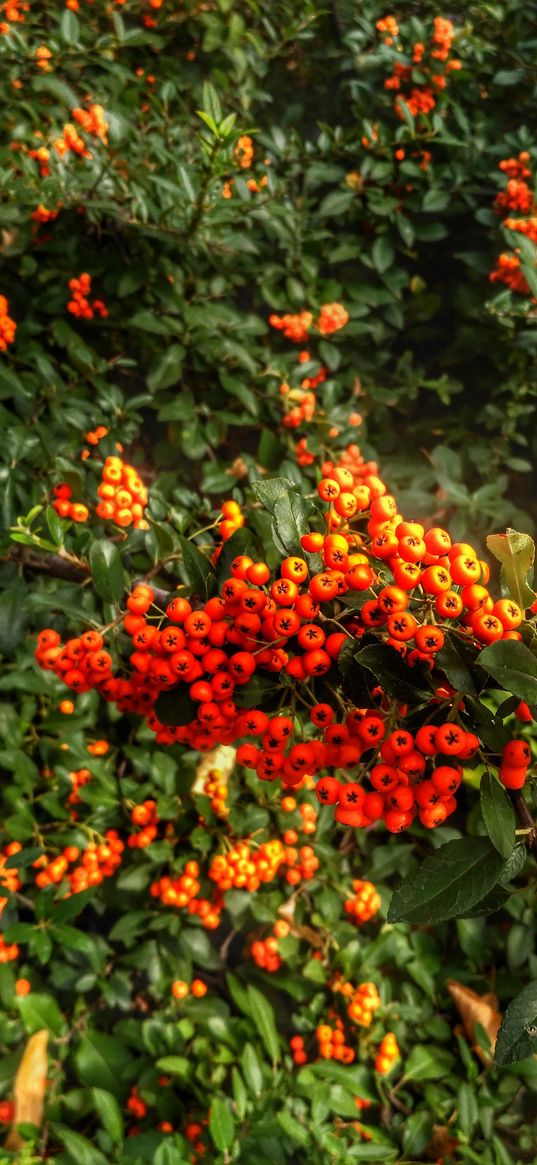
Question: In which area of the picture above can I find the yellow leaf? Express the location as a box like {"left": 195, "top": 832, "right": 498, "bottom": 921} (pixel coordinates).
{"left": 192, "top": 746, "right": 236, "bottom": 794}
{"left": 5, "top": 1029, "right": 48, "bottom": 1150}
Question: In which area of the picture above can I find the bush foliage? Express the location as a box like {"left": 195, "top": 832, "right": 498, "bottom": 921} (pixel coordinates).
{"left": 1, "top": 1, "right": 537, "bottom": 1163}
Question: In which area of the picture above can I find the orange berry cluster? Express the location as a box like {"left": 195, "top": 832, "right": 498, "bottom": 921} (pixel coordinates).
{"left": 67, "top": 273, "right": 109, "bottom": 320}
{"left": 34, "top": 832, "right": 123, "bottom": 894}
{"left": 54, "top": 104, "right": 108, "bottom": 159}
{"left": 36, "top": 628, "right": 113, "bottom": 694}
{"left": 499, "top": 738, "right": 533, "bottom": 790}
{"left": 490, "top": 152, "right": 536, "bottom": 297}
{"left": 375, "top": 1031, "right": 400, "bottom": 1074}
{"left": 66, "top": 766, "right": 92, "bottom": 806}
{"left": 378, "top": 14, "right": 461, "bottom": 120}
{"left": 282, "top": 843, "right": 319, "bottom": 885}
{"left": 201, "top": 769, "right": 229, "bottom": 818}
{"left": 127, "top": 1088, "right": 148, "bottom": 1119}
{"left": 269, "top": 302, "right": 348, "bottom": 342}
{"left": 96, "top": 456, "right": 149, "bottom": 528}
{"left": 234, "top": 135, "right": 254, "bottom": 169}
{"left": 0, "top": 936, "right": 19, "bottom": 964}
{"left": 282, "top": 801, "right": 317, "bottom": 838}
{"left": 250, "top": 921, "right": 288, "bottom": 972}
{"left": 31, "top": 203, "right": 60, "bottom": 224}
{"left": 171, "top": 978, "right": 208, "bottom": 1000}
{"left": 0, "top": 842, "right": 21, "bottom": 914}
{"left": 150, "top": 861, "right": 222, "bottom": 930}
{"left": 35, "top": 45, "right": 52, "bottom": 70}
{"left": 52, "top": 483, "right": 89, "bottom": 523}
{"left": 218, "top": 499, "right": 245, "bottom": 544}
{"left": 0, "top": 295, "right": 16, "bottom": 352}
{"left": 344, "top": 879, "right": 382, "bottom": 924}
{"left": 347, "top": 981, "right": 381, "bottom": 1027}
{"left": 128, "top": 799, "right": 159, "bottom": 848}
{"left": 316, "top": 1020, "right": 355, "bottom": 1063}
{"left": 0, "top": 0, "right": 27, "bottom": 35}
{"left": 209, "top": 839, "right": 286, "bottom": 891}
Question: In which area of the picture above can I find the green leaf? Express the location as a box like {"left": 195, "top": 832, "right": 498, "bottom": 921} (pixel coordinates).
{"left": 89, "top": 540, "right": 125, "bottom": 604}
{"left": 246, "top": 984, "right": 280, "bottom": 1064}
{"left": 276, "top": 1111, "right": 310, "bottom": 1146}
{"left": 59, "top": 8, "right": 80, "bottom": 43}
{"left": 402, "top": 1044, "right": 455, "bottom": 1082}
{"left": 480, "top": 771, "right": 516, "bottom": 858}
{"left": 155, "top": 1056, "right": 192, "bottom": 1079}
{"left": 477, "top": 640, "right": 537, "bottom": 703}
{"left": 0, "top": 580, "right": 28, "bottom": 656}
{"left": 241, "top": 1042, "right": 263, "bottom": 1095}
{"left": 178, "top": 535, "right": 214, "bottom": 600}
{"left": 252, "top": 477, "right": 297, "bottom": 514}
{"left": 494, "top": 982, "right": 537, "bottom": 1064}
{"left": 53, "top": 1125, "right": 109, "bottom": 1165}
{"left": 271, "top": 492, "right": 313, "bottom": 556}
{"left": 387, "top": 838, "right": 506, "bottom": 924}
{"left": 436, "top": 635, "right": 478, "bottom": 695}
{"left": 17, "top": 992, "right": 65, "bottom": 1035}
{"left": 75, "top": 1031, "right": 132, "bottom": 1096}
{"left": 154, "top": 687, "right": 196, "bottom": 727}
{"left": 209, "top": 1097, "right": 235, "bottom": 1151}
{"left": 92, "top": 1088, "right": 124, "bottom": 1142}
{"left": 45, "top": 505, "right": 65, "bottom": 546}
{"left": 372, "top": 236, "right": 395, "bottom": 274}
{"left": 202, "top": 82, "right": 222, "bottom": 126}
{"left": 486, "top": 530, "right": 536, "bottom": 610}
{"left": 354, "top": 643, "right": 432, "bottom": 704}
{"left": 147, "top": 344, "right": 184, "bottom": 392}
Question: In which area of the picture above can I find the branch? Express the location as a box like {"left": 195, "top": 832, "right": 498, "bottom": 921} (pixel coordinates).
{"left": 5, "top": 544, "right": 172, "bottom": 609}
{"left": 509, "top": 789, "right": 537, "bottom": 862}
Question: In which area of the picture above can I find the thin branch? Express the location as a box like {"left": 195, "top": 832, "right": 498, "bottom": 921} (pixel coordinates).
{"left": 5, "top": 546, "right": 90, "bottom": 583}
{"left": 509, "top": 790, "right": 537, "bottom": 863}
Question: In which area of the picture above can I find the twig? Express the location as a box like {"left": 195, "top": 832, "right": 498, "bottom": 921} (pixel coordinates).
{"left": 509, "top": 790, "right": 537, "bottom": 862}
{"left": 5, "top": 545, "right": 90, "bottom": 583}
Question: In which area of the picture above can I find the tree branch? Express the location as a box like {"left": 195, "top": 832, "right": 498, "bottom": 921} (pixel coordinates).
{"left": 4, "top": 544, "right": 172, "bottom": 609}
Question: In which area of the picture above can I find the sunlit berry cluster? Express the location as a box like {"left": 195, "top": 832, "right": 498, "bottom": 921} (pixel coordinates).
{"left": 67, "top": 273, "right": 109, "bottom": 320}
{"left": 0, "top": 295, "right": 16, "bottom": 352}
{"left": 96, "top": 455, "right": 149, "bottom": 529}
{"left": 375, "top": 1031, "right": 400, "bottom": 1074}
{"left": 344, "top": 879, "right": 382, "bottom": 924}
{"left": 53, "top": 104, "right": 108, "bottom": 159}
{"left": 490, "top": 151, "right": 536, "bottom": 297}
{"left": 200, "top": 768, "right": 229, "bottom": 818}
{"left": 347, "top": 981, "right": 382, "bottom": 1026}
{"left": 34, "top": 831, "right": 123, "bottom": 895}
{"left": 150, "top": 860, "right": 222, "bottom": 930}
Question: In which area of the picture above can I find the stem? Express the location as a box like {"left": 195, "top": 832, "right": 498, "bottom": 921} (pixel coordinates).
{"left": 5, "top": 545, "right": 90, "bottom": 583}
{"left": 509, "top": 790, "right": 537, "bottom": 862}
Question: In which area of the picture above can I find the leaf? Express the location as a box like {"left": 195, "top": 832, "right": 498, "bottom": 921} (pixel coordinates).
{"left": 246, "top": 984, "right": 280, "bottom": 1064}
{"left": 372, "top": 236, "right": 395, "bottom": 274}
{"left": 4, "top": 1031, "right": 48, "bottom": 1152}
{"left": 436, "top": 635, "right": 478, "bottom": 695}
{"left": 0, "top": 580, "right": 28, "bottom": 656}
{"left": 155, "top": 1056, "right": 192, "bottom": 1079}
{"left": 387, "top": 838, "right": 506, "bottom": 924}
{"left": 202, "top": 82, "right": 222, "bottom": 126}
{"left": 354, "top": 643, "right": 432, "bottom": 704}
{"left": 480, "top": 771, "right": 516, "bottom": 858}
{"left": 209, "top": 1097, "right": 235, "bottom": 1151}
{"left": 276, "top": 1111, "right": 310, "bottom": 1146}
{"left": 92, "top": 1088, "right": 124, "bottom": 1143}
{"left": 271, "top": 492, "right": 312, "bottom": 556}
{"left": 486, "top": 530, "right": 536, "bottom": 610}
{"left": 74, "top": 1031, "right": 132, "bottom": 1097}
{"left": 177, "top": 535, "right": 214, "bottom": 600}
{"left": 241, "top": 1042, "right": 263, "bottom": 1096}
{"left": 154, "top": 687, "right": 196, "bottom": 727}
{"left": 252, "top": 477, "right": 297, "bottom": 514}
{"left": 17, "top": 994, "right": 65, "bottom": 1036}
{"left": 59, "top": 8, "right": 80, "bottom": 43}
{"left": 447, "top": 980, "right": 502, "bottom": 1062}
{"left": 89, "top": 541, "right": 125, "bottom": 604}
{"left": 477, "top": 640, "right": 537, "bottom": 703}
{"left": 52, "top": 1126, "right": 109, "bottom": 1165}
{"left": 494, "top": 981, "right": 537, "bottom": 1064}
{"left": 147, "top": 344, "right": 184, "bottom": 392}
{"left": 402, "top": 1045, "right": 455, "bottom": 1082}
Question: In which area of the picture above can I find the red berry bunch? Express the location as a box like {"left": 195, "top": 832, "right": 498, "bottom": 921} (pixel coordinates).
{"left": 67, "top": 273, "right": 109, "bottom": 320}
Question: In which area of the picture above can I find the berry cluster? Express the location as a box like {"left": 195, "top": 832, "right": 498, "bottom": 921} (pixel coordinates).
{"left": 315, "top": 1021, "right": 355, "bottom": 1063}
{"left": 171, "top": 978, "right": 208, "bottom": 1000}
{"left": 150, "top": 860, "right": 222, "bottom": 930}
{"left": 344, "top": 879, "right": 382, "bottom": 924}
{"left": 96, "top": 455, "right": 149, "bottom": 529}
{"left": 375, "top": 1031, "right": 400, "bottom": 1074}
{"left": 52, "top": 482, "right": 89, "bottom": 523}
{"left": 200, "top": 769, "right": 229, "bottom": 818}
{"left": 499, "top": 738, "right": 532, "bottom": 789}
{"left": 209, "top": 839, "right": 286, "bottom": 891}
{"left": 34, "top": 831, "right": 123, "bottom": 894}
{"left": 490, "top": 152, "right": 536, "bottom": 297}
{"left": 218, "top": 499, "right": 245, "bottom": 544}
{"left": 66, "top": 766, "right": 92, "bottom": 807}
{"left": 0, "top": 842, "right": 21, "bottom": 914}
{"left": 269, "top": 302, "right": 349, "bottom": 342}
{"left": 346, "top": 981, "right": 382, "bottom": 1027}
{"left": 54, "top": 104, "right": 108, "bottom": 159}
{"left": 128, "top": 799, "right": 159, "bottom": 848}
{"left": 0, "top": 295, "right": 16, "bottom": 352}
{"left": 36, "top": 628, "right": 112, "bottom": 694}
{"left": 67, "top": 273, "right": 109, "bottom": 320}
{"left": 0, "top": 936, "right": 19, "bottom": 964}
{"left": 378, "top": 14, "right": 461, "bottom": 120}
{"left": 250, "top": 920, "right": 290, "bottom": 972}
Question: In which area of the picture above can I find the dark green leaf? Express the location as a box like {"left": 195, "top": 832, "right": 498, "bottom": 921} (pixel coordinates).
{"left": 271, "top": 492, "right": 312, "bottom": 556}
{"left": 355, "top": 643, "right": 432, "bottom": 704}
{"left": 89, "top": 541, "right": 125, "bottom": 604}
{"left": 246, "top": 984, "right": 280, "bottom": 1064}
{"left": 495, "top": 982, "right": 537, "bottom": 1064}
{"left": 478, "top": 640, "right": 537, "bottom": 703}
{"left": 388, "top": 838, "right": 505, "bottom": 924}
{"left": 480, "top": 771, "right": 516, "bottom": 858}
{"left": 178, "top": 535, "right": 214, "bottom": 600}
{"left": 209, "top": 1097, "right": 235, "bottom": 1151}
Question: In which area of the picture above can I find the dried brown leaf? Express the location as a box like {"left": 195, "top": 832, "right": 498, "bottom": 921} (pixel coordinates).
{"left": 5, "top": 1029, "right": 48, "bottom": 1150}
{"left": 446, "top": 979, "right": 502, "bottom": 1062}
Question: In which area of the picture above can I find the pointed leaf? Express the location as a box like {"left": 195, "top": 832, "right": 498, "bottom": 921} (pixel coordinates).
{"left": 480, "top": 771, "right": 516, "bottom": 858}
{"left": 486, "top": 530, "right": 536, "bottom": 610}
{"left": 388, "top": 837, "right": 506, "bottom": 924}
{"left": 477, "top": 640, "right": 537, "bottom": 703}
